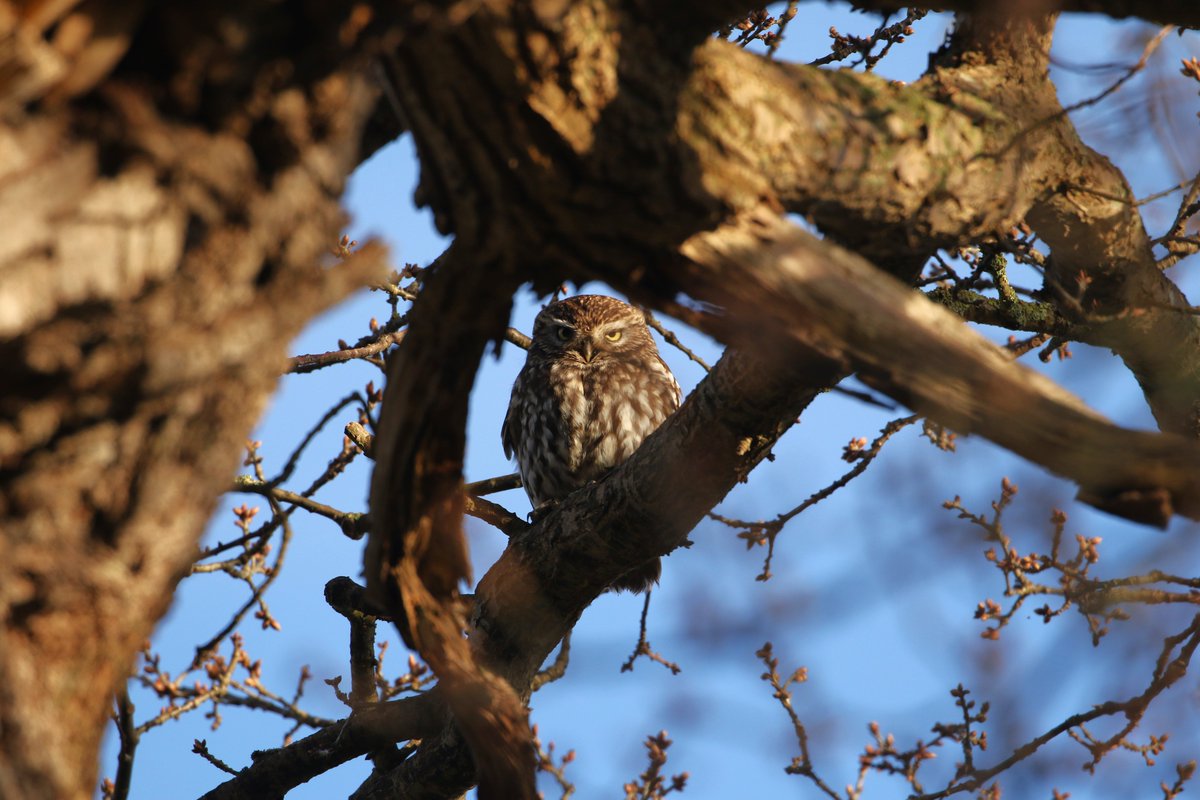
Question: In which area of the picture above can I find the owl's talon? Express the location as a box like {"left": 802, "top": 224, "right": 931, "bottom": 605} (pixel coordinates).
{"left": 528, "top": 501, "right": 558, "bottom": 523}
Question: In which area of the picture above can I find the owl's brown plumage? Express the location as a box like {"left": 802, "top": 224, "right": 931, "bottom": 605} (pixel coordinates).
{"left": 502, "top": 295, "right": 681, "bottom": 592}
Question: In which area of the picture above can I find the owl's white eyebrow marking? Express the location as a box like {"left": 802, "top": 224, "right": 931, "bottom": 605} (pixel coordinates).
{"left": 593, "top": 320, "right": 625, "bottom": 335}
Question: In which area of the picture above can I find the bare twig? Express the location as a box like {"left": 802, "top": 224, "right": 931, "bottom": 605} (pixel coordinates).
{"left": 466, "top": 472, "right": 523, "bottom": 496}
{"left": 110, "top": 686, "right": 138, "bottom": 800}
{"left": 809, "top": 9, "right": 928, "bottom": 71}
{"left": 711, "top": 415, "right": 919, "bottom": 580}
{"left": 643, "top": 310, "right": 711, "bottom": 372}
{"left": 911, "top": 613, "right": 1200, "bottom": 799}
{"left": 231, "top": 476, "right": 365, "bottom": 539}
{"left": 622, "top": 731, "right": 688, "bottom": 799}
{"left": 191, "top": 498, "right": 295, "bottom": 668}
{"left": 268, "top": 393, "right": 365, "bottom": 486}
{"left": 505, "top": 327, "right": 532, "bottom": 350}
{"left": 193, "top": 740, "right": 239, "bottom": 776}
{"left": 465, "top": 495, "right": 529, "bottom": 537}
{"left": 532, "top": 633, "right": 572, "bottom": 692}
{"left": 289, "top": 331, "right": 405, "bottom": 374}
{"left": 532, "top": 724, "right": 576, "bottom": 799}
{"left": 1059, "top": 26, "right": 1175, "bottom": 118}
{"left": 757, "top": 642, "right": 840, "bottom": 799}
{"left": 621, "top": 592, "right": 680, "bottom": 675}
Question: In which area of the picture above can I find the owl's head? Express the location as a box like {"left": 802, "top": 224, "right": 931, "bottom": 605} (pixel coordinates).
{"left": 530, "top": 295, "right": 656, "bottom": 364}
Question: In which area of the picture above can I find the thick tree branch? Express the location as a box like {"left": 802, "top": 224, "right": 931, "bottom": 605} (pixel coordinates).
{"left": 674, "top": 28, "right": 1060, "bottom": 270}
{"left": 675, "top": 210, "right": 1200, "bottom": 525}
{"left": 1024, "top": 112, "right": 1200, "bottom": 438}
{"left": 678, "top": 14, "right": 1200, "bottom": 436}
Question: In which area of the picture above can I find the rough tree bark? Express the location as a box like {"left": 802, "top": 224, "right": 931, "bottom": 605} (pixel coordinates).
{"left": 2, "top": 1, "right": 1199, "bottom": 799}
{"left": 0, "top": 3, "right": 401, "bottom": 798}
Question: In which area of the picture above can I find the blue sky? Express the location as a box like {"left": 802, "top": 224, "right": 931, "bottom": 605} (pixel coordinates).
{"left": 102, "top": 7, "right": 1200, "bottom": 799}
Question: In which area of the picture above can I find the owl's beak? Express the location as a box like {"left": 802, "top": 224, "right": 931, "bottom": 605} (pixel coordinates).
{"left": 579, "top": 340, "right": 595, "bottom": 362}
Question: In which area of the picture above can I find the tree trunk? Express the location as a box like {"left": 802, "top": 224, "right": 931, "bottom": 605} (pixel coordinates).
{"left": 0, "top": 3, "right": 395, "bottom": 796}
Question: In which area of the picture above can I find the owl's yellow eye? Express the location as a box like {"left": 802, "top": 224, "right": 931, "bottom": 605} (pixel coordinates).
{"left": 604, "top": 330, "right": 623, "bottom": 342}
{"left": 555, "top": 326, "right": 572, "bottom": 341}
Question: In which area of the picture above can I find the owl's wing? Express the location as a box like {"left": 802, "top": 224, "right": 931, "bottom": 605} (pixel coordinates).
{"left": 501, "top": 384, "right": 520, "bottom": 461}
{"left": 657, "top": 353, "right": 683, "bottom": 408}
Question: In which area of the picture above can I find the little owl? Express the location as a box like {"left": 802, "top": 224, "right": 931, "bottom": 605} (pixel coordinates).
{"left": 502, "top": 295, "right": 681, "bottom": 592}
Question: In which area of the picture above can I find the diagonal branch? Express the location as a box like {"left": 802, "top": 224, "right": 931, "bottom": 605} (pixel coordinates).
{"left": 675, "top": 210, "right": 1200, "bottom": 526}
